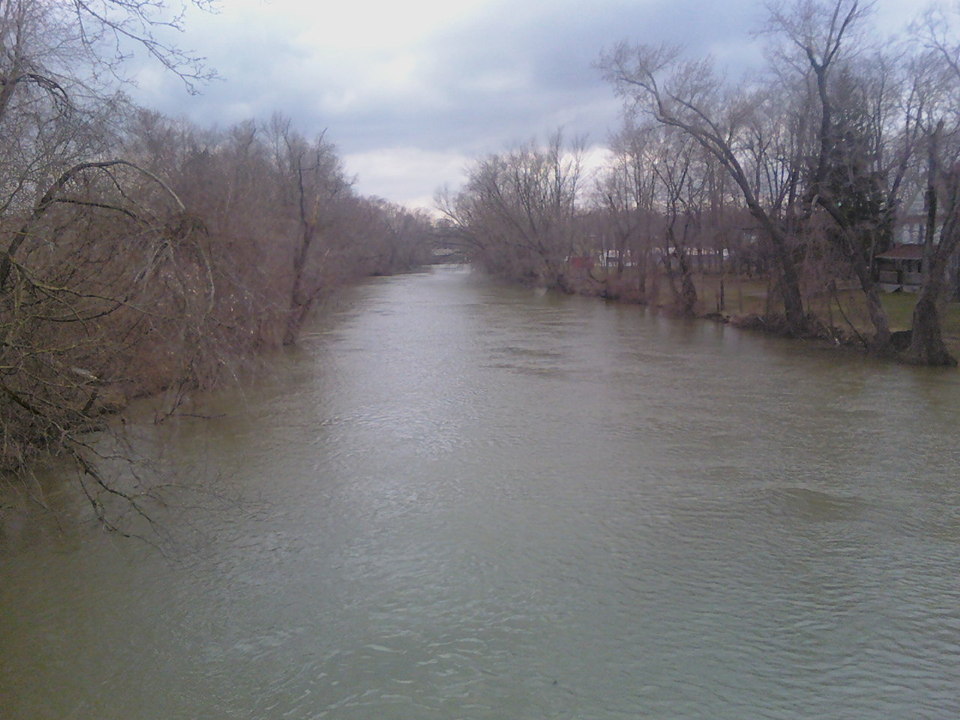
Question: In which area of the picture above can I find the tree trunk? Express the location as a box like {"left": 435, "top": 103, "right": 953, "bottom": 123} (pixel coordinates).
{"left": 736, "top": 185, "right": 806, "bottom": 335}
{"left": 905, "top": 288, "right": 957, "bottom": 366}
{"left": 843, "top": 244, "right": 892, "bottom": 351}
{"left": 778, "top": 253, "right": 806, "bottom": 336}
{"left": 636, "top": 249, "right": 647, "bottom": 303}
{"left": 284, "top": 225, "right": 314, "bottom": 346}
{"left": 863, "top": 285, "right": 892, "bottom": 351}
{"left": 677, "top": 249, "right": 698, "bottom": 316}
{"left": 906, "top": 123, "right": 957, "bottom": 366}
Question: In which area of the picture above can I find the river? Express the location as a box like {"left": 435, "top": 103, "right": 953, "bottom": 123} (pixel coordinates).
{"left": 2, "top": 266, "right": 960, "bottom": 719}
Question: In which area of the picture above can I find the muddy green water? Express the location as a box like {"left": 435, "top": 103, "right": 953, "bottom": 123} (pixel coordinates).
{"left": 2, "top": 266, "right": 960, "bottom": 719}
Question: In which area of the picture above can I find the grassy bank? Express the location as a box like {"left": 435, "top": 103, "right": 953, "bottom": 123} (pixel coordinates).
{"left": 578, "top": 267, "right": 960, "bottom": 359}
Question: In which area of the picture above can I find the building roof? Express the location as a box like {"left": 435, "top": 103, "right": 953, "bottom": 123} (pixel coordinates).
{"left": 876, "top": 244, "right": 924, "bottom": 260}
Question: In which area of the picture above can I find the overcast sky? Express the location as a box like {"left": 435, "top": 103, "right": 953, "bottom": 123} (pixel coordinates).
{"left": 133, "top": 0, "right": 924, "bottom": 212}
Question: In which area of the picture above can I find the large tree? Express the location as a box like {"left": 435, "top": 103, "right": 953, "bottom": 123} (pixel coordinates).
{"left": 592, "top": 123, "right": 659, "bottom": 301}
{"left": 600, "top": 45, "right": 810, "bottom": 335}
{"left": 763, "top": 0, "right": 897, "bottom": 350}
{"left": 903, "top": 7, "right": 960, "bottom": 366}
{"left": 438, "top": 133, "right": 584, "bottom": 290}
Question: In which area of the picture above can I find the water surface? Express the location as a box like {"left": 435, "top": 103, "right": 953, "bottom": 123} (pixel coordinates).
{"left": 2, "top": 267, "right": 959, "bottom": 719}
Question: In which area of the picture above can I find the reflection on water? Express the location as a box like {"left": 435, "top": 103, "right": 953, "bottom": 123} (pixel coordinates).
{"left": 2, "top": 266, "right": 960, "bottom": 719}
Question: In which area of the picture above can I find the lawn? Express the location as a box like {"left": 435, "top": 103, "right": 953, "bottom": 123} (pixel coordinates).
{"left": 588, "top": 266, "right": 960, "bottom": 357}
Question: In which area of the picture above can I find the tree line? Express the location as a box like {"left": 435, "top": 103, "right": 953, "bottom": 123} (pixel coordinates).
{"left": 439, "top": 0, "right": 960, "bottom": 367}
{"left": 0, "top": 0, "right": 432, "bottom": 501}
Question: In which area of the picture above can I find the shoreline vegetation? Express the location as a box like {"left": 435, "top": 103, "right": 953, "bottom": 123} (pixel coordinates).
{"left": 6, "top": 0, "right": 960, "bottom": 530}
{"left": 557, "top": 264, "right": 960, "bottom": 362}
{"left": 438, "top": 0, "right": 960, "bottom": 369}
{"left": 0, "top": 1, "right": 434, "bottom": 522}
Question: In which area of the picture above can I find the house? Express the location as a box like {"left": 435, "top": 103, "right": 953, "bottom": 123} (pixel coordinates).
{"left": 875, "top": 243, "right": 960, "bottom": 297}
{"left": 876, "top": 245, "right": 924, "bottom": 293}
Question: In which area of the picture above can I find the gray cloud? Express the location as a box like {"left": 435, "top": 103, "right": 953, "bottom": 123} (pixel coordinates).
{"left": 131, "top": 0, "right": 919, "bottom": 210}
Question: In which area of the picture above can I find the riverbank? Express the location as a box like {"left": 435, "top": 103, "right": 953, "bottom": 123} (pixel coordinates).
{"left": 566, "top": 267, "right": 960, "bottom": 362}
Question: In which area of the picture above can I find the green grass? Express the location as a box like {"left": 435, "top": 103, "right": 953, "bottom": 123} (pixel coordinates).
{"left": 589, "top": 266, "right": 960, "bottom": 357}
{"left": 878, "top": 292, "right": 920, "bottom": 330}
{"left": 830, "top": 290, "right": 960, "bottom": 355}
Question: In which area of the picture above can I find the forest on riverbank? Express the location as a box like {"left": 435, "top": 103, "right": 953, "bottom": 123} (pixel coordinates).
{"left": 438, "top": 0, "right": 960, "bottom": 367}
{"left": 6, "top": 0, "right": 960, "bottom": 527}
{"left": 0, "top": 1, "right": 433, "bottom": 494}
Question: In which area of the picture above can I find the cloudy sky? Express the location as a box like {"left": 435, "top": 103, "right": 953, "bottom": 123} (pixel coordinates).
{"left": 133, "top": 0, "right": 923, "bottom": 212}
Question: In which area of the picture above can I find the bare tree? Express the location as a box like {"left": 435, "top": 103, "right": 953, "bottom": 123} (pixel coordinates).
{"left": 438, "top": 133, "right": 584, "bottom": 290}
{"left": 599, "top": 0, "right": 955, "bottom": 357}
{"left": 0, "top": 0, "right": 220, "bottom": 525}
{"left": 600, "top": 45, "right": 811, "bottom": 335}
{"left": 901, "top": 8, "right": 960, "bottom": 365}
{"left": 262, "top": 119, "right": 353, "bottom": 345}
{"left": 762, "top": 0, "right": 898, "bottom": 349}
{"left": 593, "top": 122, "right": 660, "bottom": 301}
{"left": 645, "top": 128, "right": 704, "bottom": 316}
